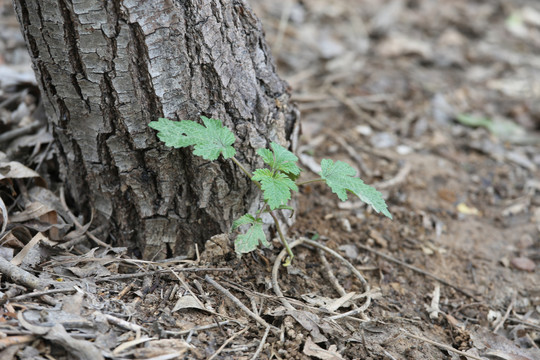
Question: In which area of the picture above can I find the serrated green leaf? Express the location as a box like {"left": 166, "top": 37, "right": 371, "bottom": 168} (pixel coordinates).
{"left": 233, "top": 218, "right": 271, "bottom": 254}
{"left": 232, "top": 214, "right": 256, "bottom": 230}
{"left": 149, "top": 116, "right": 236, "bottom": 161}
{"left": 252, "top": 169, "right": 298, "bottom": 210}
{"left": 257, "top": 143, "right": 301, "bottom": 177}
{"left": 320, "top": 159, "right": 392, "bottom": 219}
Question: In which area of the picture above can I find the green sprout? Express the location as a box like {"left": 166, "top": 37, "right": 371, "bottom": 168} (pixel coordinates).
{"left": 150, "top": 116, "right": 391, "bottom": 266}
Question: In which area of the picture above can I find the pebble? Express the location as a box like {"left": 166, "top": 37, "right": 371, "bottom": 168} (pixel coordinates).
{"left": 338, "top": 217, "right": 352, "bottom": 233}
{"left": 511, "top": 257, "right": 536, "bottom": 272}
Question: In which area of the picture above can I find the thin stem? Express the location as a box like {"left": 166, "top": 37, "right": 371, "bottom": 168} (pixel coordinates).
{"left": 256, "top": 203, "right": 269, "bottom": 221}
{"left": 231, "top": 156, "right": 261, "bottom": 189}
{"left": 231, "top": 156, "right": 253, "bottom": 179}
{"left": 268, "top": 211, "right": 294, "bottom": 266}
{"left": 296, "top": 178, "right": 325, "bottom": 187}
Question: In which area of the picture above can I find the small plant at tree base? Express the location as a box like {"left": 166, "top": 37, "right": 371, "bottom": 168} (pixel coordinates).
{"left": 149, "top": 116, "right": 392, "bottom": 266}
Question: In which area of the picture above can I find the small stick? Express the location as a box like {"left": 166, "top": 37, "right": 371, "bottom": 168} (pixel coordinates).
{"left": 0, "top": 335, "right": 37, "bottom": 350}
{"left": 0, "top": 121, "right": 42, "bottom": 144}
{"left": 269, "top": 211, "right": 294, "bottom": 266}
{"left": 95, "top": 267, "right": 232, "bottom": 282}
{"left": 116, "top": 281, "right": 135, "bottom": 300}
{"left": 508, "top": 317, "right": 540, "bottom": 331}
{"left": 0, "top": 257, "right": 48, "bottom": 290}
{"left": 59, "top": 225, "right": 107, "bottom": 250}
{"left": 319, "top": 250, "right": 372, "bottom": 320}
{"left": 361, "top": 328, "right": 369, "bottom": 356}
{"left": 272, "top": 238, "right": 372, "bottom": 315}
{"left": 401, "top": 329, "right": 484, "bottom": 360}
{"left": 164, "top": 321, "right": 231, "bottom": 336}
{"left": 355, "top": 243, "right": 479, "bottom": 300}
{"left": 11, "top": 287, "right": 76, "bottom": 301}
{"left": 208, "top": 326, "right": 249, "bottom": 360}
{"left": 327, "top": 294, "right": 372, "bottom": 321}
{"left": 319, "top": 250, "right": 347, "bottom": 296}
{"left": 169, "top": 269, "right": 206, "bottom": 310}
{"left": 250, "top": 326, "right": 271, "bottom": 360}
{"left": 382, "top": 349, "right": 398, "bottom": 360}
{"left": 272, "top": 239, "right": 302, "bottom": 311}
{"left": 373, "top": 161, "right": 411, "bottom": 190}
{"left": 103, "top": 313, "right": 145, "bottom": 335}
{"left": 205, "top": 275, "right": 279, "bottom": 334}
{"left": 0, "top": 195, "right": 7, "bottom": 235}
{"left": 300, "top": 238, "right": 369, "bottom": 292}
{"left": 493, "top": 292, "right": 516, "bottom": 332}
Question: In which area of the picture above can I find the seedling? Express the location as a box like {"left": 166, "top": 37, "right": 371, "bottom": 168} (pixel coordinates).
{"left": 149, "top": 116, "right": 391, "bottom": 266}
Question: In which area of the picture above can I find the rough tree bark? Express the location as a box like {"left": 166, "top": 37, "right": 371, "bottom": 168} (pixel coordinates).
{"left": 12, "top": 0, "right": 299, "bottom": 259}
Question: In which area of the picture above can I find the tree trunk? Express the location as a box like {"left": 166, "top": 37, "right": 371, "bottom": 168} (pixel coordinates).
{"left": 12, "top": 0, "right": 299, "bottom": 259}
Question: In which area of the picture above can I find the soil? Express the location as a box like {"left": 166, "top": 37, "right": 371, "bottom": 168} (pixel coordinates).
{"left": 1, "top": 0, "right": 539, "bottom": 359}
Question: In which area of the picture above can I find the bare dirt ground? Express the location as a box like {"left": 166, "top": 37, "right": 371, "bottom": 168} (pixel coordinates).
{"left": 1, "top": 0, "right": 539, "bottom": 359}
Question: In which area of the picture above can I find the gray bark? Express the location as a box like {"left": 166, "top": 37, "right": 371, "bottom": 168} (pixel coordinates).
{"left": 12, "top": 0, "right": 299, "bottom": 259}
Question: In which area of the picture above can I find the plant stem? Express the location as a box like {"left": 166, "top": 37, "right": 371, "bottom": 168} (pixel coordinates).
{"left": 256, "top": 203, "right": 269, "bottom": 221}
{"left": 268, "top": 211, "right": 294, "bottom": 266}
{"left": 231, "top": 156, "right": 261, "bottom": 189}
{"left": 231, "top": 156, "right": 253, "bottom": 179}
{"left": 296, "top": 178, "right": 325, "bottom": 186}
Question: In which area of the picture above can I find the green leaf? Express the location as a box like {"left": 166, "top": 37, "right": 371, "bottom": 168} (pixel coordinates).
{"left": 232, "top": 214, "right": 270, "bottom": 253}
{"left": 252, "top": 169, "right": 298, "bottom": 210}
{"left": 320, "top": 159, "right": 392, "bottom": 219}
{"left": 149, "top": 116, "right": 236, "bottom": 161}
{"left": 232, "top": 214, "right": 257, "bottom": 230}
{"left": 257, "top": 143, "right": 301, "bottom": 178}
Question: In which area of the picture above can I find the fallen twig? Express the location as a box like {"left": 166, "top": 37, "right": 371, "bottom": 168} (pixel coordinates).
{"left": 319, "top": 250, "right": 347, "bottom": 297}
{"left": 0, "top": 194, "right": 7, "bottom": 235}
{"left": 164, "top": 321, "right": 232, "bottom": 336}
{"left": 401, "top": 329, "right": 484, "bottom": 360}
{"left": 11, "top": 232, "right": 47, "bottom": 266}
{"left": 301, "top": 238, "right": 370, "bottom": 292}
{"left": 508, "top": 317, "right": 540, "bottom": 331}
{"left": 382, "top": 349, "right": 398, "bottom": 360}
{"left": 326, "top": 292, "right": 374, "bottom": 321}
{"left": 204, "top": 275, "right": 280, "bottom": 334}
{"left": 169, "top": 269, "right": 207, "bottom": 310}
{"left": 11, "top": 287, "right": 76, "bottom": 301}
{"left": 95, "top": 267, "right": 232, "bottom": 282}
{"left": 0, "top": 257, "right": 48, "bottom": 290}
{"left": 208, "top": 326, "right": 249, "bottom": 360}
{"left": 272, "top": 239, "right": 303, "bottom": 311}
{"left": 0, "top": 334, "right": 37, "bottom": 350}
{"left": 0, "top": 121, "right": 42, "bottom": 144}
{"left": 103, "top": 313, "right": 146, "bottom": 336}
{"left": 251, "top": 326, "right": 271, "bottom": 360}
{"left": 373, "top": 161, "right": 411, "bottom": 190}
{"left": 493, "top": 292, "right": 516, "bottom": 332}
{"left": 355, "top": 243, "right": 479, "bottom": 300}
{"left": 318, "top": 250, "right": 372, "bottom": 321}
{"left": 272, "top": 237, "right": 372, "bottom": 318}
{"left": 59, "top": 224, "right": 107, "bottom": 250}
